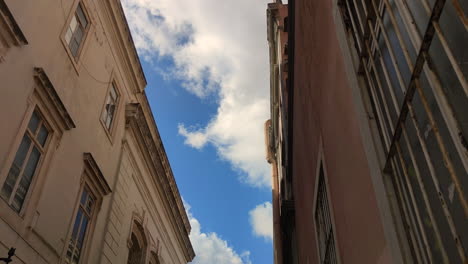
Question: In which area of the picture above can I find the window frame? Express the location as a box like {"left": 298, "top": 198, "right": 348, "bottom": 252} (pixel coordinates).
{"left": 64, "top": 184, "right": 97, "bottom": 264}
{"left": 126, "top": 218, "right": 148, "bottom": 264}
{"left": 312, "top": 143, "right": 341, "bottom": 264}
{"left": 61, "top": 153, "right": 111, "bottom": 264}
{"left": 100, "top": 79, "right": 121, "bottom": 142}
{"left": 336, "top": 0, "right": 468, "bottom": 262}
{"left": 0, "top": 105, "right": 56, "bottom": 218}
{"left": 0, "top": 108, "right": 52, "bottom": 213}
{"left": 60, "top": 0, "right": 92, "bottom": 71}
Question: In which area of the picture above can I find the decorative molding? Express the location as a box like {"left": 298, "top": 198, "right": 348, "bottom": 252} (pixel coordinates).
{"left": 99, "top": 0, "right": 146, "bottom": 93}
{"left": 125, "top": 103, "right": 195, "bottom": 261}
{"left": 0, "top": 0, "right": 27, "bottom": 62}
{"left": 83, "top": 152, "right": 112, "bottom": 196}
{"left": 33, "top": 67, "right": 76, "bottom": 130}
{"left": 0, "top": 0, "right": 27, "bottom": 45}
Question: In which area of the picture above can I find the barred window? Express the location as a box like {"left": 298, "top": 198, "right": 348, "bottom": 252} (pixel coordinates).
{"left": 338, "top": 0, "right": 467, "bottom": 262}
{"left": 0, "top": 109, "right": 50, "bottom": 212}
{"left": 314, "top": 163, "right": 338, "bottom": 264}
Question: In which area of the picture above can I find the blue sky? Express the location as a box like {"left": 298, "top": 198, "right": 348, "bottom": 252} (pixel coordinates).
{"left": 122, "top": 0, "right": 273, "bottom": 263}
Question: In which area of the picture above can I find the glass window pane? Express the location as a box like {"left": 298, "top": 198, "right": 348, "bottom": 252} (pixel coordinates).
{"left": 1, "top": 135, "right": 32, "bottom": 201}
{"left": 77, "top": 216, "right": 89, "bottom": 249}
{"left": 72, "top": 249, "right": 80, "bottom": 264}
{"left": 70, "top": 40, "right": 79, "bottom": 57}
{"left": 76, "top": 3, "right": 88, "bottom": 28}
{"left": 80, "top": 188, "right": 88, "bottom": 206}
{"left": 86, "top": 196, "right": 94, "bottom": 214}
{"left": 12, "top": 135, "right": 32, "bottom": 169}
{"left": 12, "top": 147, "right": 41, "bottom": 212}
{"left": 72, "top": 209, "right": 84, "bottom": 241}
{"left": 70, "top": 16, "right": 78, "bottom": 32}
{"left": 101, "top": 108, "right": 108, "bottom": 124}
{"left": 110, "top": 86, "right": 117, "bottom": 101}
{"left": 37, "top": 125, "right": 49, "bottom": 146}
{"left": 66, "top": 245, "right": 73, "bottom": 261}
{"left": 28, "top": 111, "right": 40, "bottom": 133}
{"left": 105, "top": 114, "right": 112, "bottom": 129}
{"left": 65, "top": 28, "right": 73, "bottom": 44}
{"left": 74, "top": 27, "right": 84, "bottom": 46}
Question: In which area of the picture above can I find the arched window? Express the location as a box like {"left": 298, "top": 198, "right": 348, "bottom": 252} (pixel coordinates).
{"left": 127, "top": 221, "right": 147, "bottom": 264}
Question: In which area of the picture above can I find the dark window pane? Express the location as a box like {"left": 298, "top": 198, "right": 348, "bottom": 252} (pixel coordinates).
{"left": 70, "top": 40, "right": 79, "bottom": 57}
{"left": 86, "top": 196, "right": 94, "bottom": 214}
{"left": 77, "top": 216, "right": 89, "bottom": 249}
{"left": 80, "top": 188, "right": 88, "bottom": 206}
{"left": 12, "top": 135, "right": 32, "bottom": 169}
{"left": 28, "top": 111, "right": 40, "bottom": 133}
{"left": 37, "top": 125, "right": 49, "bottom": 146}
{"left": 66, "top": 245, "right": 73, "bottom": 261}
{"left": 72, "top": 209, "right": 84, "bottom": 241}
{"left": 76, "top": 3, "right": 88, "bottom": 28}
{"left": 1, "top": 135, "right": 31, "bottom": 201}
{"left": 74, "top": 27, "right": 84, "bottom": 46}
{"left": 12, "top": 147, "right": 41, "bottom": 212}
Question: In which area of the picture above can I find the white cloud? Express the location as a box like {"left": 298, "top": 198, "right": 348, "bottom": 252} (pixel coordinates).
{"left": 249, "top": 202, "right": 273, "bottom": 241}
{"left": 121, "top": 0, "right": 271, "bottom": 188}
{"left": 184, "top": 202, "right": 252, "bottom": 264}
{"left": 178, "top": 124, "right": 208, "bottom": 149}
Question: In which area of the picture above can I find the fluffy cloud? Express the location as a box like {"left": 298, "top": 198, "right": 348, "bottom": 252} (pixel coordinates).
{"left": 249, "top": 202, "right": 273, "bottom": 241}
{"left": 184, "top": 203, "right": 252, "bottom": 264}
{"left": 121, "top": 0, "right": 271, "bottom": 188}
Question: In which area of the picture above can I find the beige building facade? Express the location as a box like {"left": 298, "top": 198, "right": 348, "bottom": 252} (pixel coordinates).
{"left": 0, "top": 0, "right": 195, "bottom": 263}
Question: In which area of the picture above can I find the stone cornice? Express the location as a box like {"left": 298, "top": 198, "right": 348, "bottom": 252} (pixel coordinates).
{"left": 0, "top": 0, "right": 27, "bottom": 46}
{"left": 125, "top": 102, "right": 195, "bottom": 261}
{"left": 83, "top": 152, "right": 112, "bottom": 196}
{"left": 33, "top": 67, "right": 76, "bottom": 130}
{"left": 100, "top": 0, "right": 146, "bottom": 93}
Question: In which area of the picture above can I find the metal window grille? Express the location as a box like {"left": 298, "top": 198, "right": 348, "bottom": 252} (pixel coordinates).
{"left": 338, "top": 0, "right": 467, "bottom": 262}
{"left": 0, "top": 109, "right": 50, "bottom": 212}
{"left": 315, "top": 164, "right": 338, "bottom": 264}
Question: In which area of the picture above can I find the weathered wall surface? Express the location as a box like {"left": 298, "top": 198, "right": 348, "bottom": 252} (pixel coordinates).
{"left": 291, "top": 0, "right": 391, "bottom": 263}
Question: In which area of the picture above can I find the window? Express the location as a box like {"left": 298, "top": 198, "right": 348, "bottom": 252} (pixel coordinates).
{"left": 338, "top": 0, "right": 468, "bottom": 262}
{"left": 127, "top": 220, "right": 147, "bottom": 264}
{"left": 314, "top": 163, "right": 337, "bottom": 264}
{"left": 101, "top": 83, "right": 119, "bottom": 132}
{"left": 65, "top": 187, "right": 95, "bottom": 264}
{"left": 0, "top": 109, "right": 50, "bottom": 212}
{"left": 63, "top": 153, "right": 111, "bottom": 264}
{"left": 64, "top": 2, "right": 89, "bottom": 58}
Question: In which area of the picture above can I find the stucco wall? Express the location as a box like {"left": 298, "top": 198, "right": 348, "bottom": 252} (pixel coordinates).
{"left": 291, "top": 0, "right": 391, "bottom": 263}
{"left": 0, "top": 0, "right": 192, "bottom": 263}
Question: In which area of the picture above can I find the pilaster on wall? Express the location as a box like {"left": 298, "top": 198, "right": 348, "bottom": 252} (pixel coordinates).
{"left": 100, "top": 150, "right": 132, "bottom": 264}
